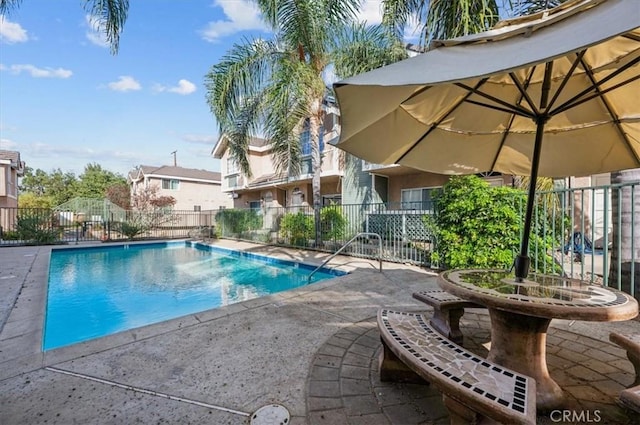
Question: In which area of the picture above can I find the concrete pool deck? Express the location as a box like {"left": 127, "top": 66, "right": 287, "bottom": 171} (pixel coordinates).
{"left": 1, "top": 240, "right": 639, "bottom": 424}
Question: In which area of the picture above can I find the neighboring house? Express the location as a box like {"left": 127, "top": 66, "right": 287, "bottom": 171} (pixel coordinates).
{"left": 127, "top": 165, "right": 232, "bottom": 211}
{"left": 211, "top": 98, "right": 342, "bottom": 210}
{"left": 342, "top": 156, "right": 513, "bottom": 209}
{"left": 0, "top": 150, "right": 25, "bottom": 209}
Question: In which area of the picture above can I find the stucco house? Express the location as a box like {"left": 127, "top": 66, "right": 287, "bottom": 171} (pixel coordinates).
{"left": 0, "top": 150, "right": 25, "bottom": 209}
{"left": 127, "top": 165, "right": 233, "bottom": 211}
{"left": 211, "top": 99, "right": 343, "bottom": 210}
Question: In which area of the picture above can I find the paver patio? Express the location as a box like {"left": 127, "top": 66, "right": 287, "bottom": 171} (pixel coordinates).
{"left": 1, "top": 241, "right": 639, "bottom": 424}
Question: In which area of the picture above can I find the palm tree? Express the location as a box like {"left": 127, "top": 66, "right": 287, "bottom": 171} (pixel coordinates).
{"left": 609, "top": 169, "right": 640, "bottom": 299}
{"left": 205, "top": 0, "right": 406, "bottom": 246}
{"left": 0, "top": 0, "right": 128, "bottom": 54}
{"left": 381, "top": 0, "right": 566, "bottom": 47}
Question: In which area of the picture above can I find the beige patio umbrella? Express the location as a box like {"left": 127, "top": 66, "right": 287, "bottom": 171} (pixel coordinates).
{"left": 333, "top": 0, "right": 640, "bottom": 280}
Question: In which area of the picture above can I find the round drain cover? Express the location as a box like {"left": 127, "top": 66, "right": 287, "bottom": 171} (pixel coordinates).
{"left": 250, "top": 404, "right": 290, "bottom": 425}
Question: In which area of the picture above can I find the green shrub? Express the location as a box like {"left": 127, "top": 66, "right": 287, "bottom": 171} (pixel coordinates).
{"left": 1, "top": 230, "right": 20, "bottom": 240}
{"left": 427, "top": 175, "right": 560, "bottom": 273}
{"left": 15, "top": 211, "right": 59, "bottom": 244}
{"left": 116, "top": 221, "right": 146, "bottom": 240}
{"left": 320, "top": 205, "right": 346, "bottom": 241}
{"left": 215, "top": 209, "right": 262, "bottom": 237}
{"left": 279, "top": 212, "right": 314, "bottom": 246}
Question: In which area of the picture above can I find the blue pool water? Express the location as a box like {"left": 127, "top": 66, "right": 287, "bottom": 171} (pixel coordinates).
{"left": 44, "top": 242, "right": 344, "bottom": 350}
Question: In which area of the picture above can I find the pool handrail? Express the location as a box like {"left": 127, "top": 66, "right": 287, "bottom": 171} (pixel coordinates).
{"left": 307, "top": 232, "right": 382, "bottom": 283}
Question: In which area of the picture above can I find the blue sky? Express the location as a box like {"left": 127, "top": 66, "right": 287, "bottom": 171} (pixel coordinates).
{"left": 0, "top": 1, "right": 388, "bottom": 177}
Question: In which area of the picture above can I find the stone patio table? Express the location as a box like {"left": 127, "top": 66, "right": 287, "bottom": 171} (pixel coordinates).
{"left": 438, "top": 269, "right": 639, "bottom": 412}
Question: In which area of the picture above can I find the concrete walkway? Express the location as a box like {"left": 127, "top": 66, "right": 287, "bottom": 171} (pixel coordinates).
{"left": 1, "top": 240, "right": 639, "bottom": 424}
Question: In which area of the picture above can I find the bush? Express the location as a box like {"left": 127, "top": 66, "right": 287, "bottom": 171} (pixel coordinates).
{"left": 116, "top": 221, "right": 147, "bottom": 240}
{"left": 15, "top": 211, "right": 59, "bottom": 244}
{"left": 215, "top": 209, "right": 262, "bottom": 237}
{"left": 320, "top": 205, "right": 346, "bottom": 241}
{"left": 279, "top": 212, "right": 314, "bottom": 247}
{"left": 1, "top": 230, "right": 20, "bottom": 240}
{"left": 427, "top": 175, "right": 560, "bottom": 273}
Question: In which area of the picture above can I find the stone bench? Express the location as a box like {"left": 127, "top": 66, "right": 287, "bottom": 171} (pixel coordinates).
{"left": 610, "top": 332, "right": 640, "bottom": 414}
{"left": 378, "top": 309, "right": 536, "bottom": 425}
{"left": 413, "top": 290, "right": 485, "bottom": 344}
{"left": 609, "top": 332, "right": 640, "bottom": 387}
{"left": 619, "top": 385, "right": 640, "bottom": 414}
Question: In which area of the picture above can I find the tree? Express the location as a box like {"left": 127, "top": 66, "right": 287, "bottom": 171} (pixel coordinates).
{"left": 381, "top": 0, "right": 566, "bottom": 47}
{"left": 205, "top": 0, "right": 405, "bottom": 246}
{"left": 19, "top": 164, "right": 126, "bottom": 207}
{"left": 17, "top": 192, "right": 55, "bottom": 209}
{"left": 19, "top": 167, "right": 49, "bottom": 196}
{"left": 122, "top": 184, "right": 176, "bottom": 239}
{"left": 0, "top": 0, "right": 128, "bottom": 54}
{"left": 76, "top": 163, "right": 127, "bottom": 199}
{"left": 609, "top": 169, "right": 640, "bottom": 299}
{"left": 105, "top": 182, "right": 131, "bottom": 209}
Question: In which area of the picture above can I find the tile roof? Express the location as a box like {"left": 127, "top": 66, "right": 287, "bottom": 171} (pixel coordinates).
{"left": 247, "top": 173, "right": 287, "bottom": 188}
{"left": 0, "top": 150, "right": 25, "bottom": 174}
{"left": 131, "top": 165, "right": 221, "bottom": 182}
{"left": 0, "top": 150, "right": 21, "bottom": 163}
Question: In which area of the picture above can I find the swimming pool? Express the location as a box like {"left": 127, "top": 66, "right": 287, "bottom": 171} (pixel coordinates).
{"left": 44, "top": 241, "right": 345, "bottom": 350}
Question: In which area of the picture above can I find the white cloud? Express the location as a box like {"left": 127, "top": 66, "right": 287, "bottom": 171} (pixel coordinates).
{"left": 84, "top": 15, "right": 109, "bottom": 48}
{"left": 357, "top": 1, "right": 384, "bottom": 25}
{"left": 1, "top": 64, "right": 72, "bottom": 78}
{"left": 0, "top": 15, "right": 29, "bottom": 44}
{"left": 200, "top": 0, "right": 268, "bottom": 42}
{"left": 154, "top": 79, "right": 197, "bottom": 95}
{"left": 107, "top": 76, "right": 141, "bottom": 92}
{"left": 0, "top": 137, "right": 19, "bottom": 150}
{"left": 182, "top": 134, "right": 217, "bottom": 145}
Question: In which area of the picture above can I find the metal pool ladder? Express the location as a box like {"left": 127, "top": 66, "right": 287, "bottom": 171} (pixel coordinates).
{"left": 307, "top": 232, "right": 383, "bottom": 283}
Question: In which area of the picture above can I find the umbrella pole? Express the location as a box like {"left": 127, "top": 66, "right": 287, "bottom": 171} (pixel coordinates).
{"left": 514, "top": 117, "right": 546, "bottom": 282}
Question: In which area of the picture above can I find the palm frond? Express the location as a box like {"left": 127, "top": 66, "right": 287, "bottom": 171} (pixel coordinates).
{"left": 0, "top": 0, "right": 22, "bottom": 14}
{"left": 262, "top": 60, "right": 319, "bottom": 177}
{"left": 222, "top": 94, "right": 269, "bottom": 178}
{"left": 331, "top": 22, "right": 407, "bottom": 79}
{"left": 205, "top": 37, "right": 283, "bottom": 129}
{"left": 507, "top": 0, "right": 565, "bottom": 18}
{"left": 84, "top": 0, "right": 129, "bottom": 54}
{"left": 381, "top": 0, "right": 423, "bottom": 39}
{"left": 425, "top": 0, "right": 499, "bottom": 42}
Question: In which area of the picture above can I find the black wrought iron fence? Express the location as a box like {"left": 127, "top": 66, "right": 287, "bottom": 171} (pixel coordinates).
{"left": 0, "top": 208, "right": 217, "bottom": 245}
{"left": 1, "top": 181, "right": 637, "bottom": 299}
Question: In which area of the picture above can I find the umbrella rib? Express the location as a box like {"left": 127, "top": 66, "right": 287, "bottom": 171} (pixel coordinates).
{"left": 508, "top": 71, "right": 540, "bottom": 116}
{"left": 489, "top": 67, "right": 538, "bottom": 172}
{"left": 572, "top": 55, "right": 640, "bottom": 165}
{"left": 395, "top": 80, "right": 489, "bottom": 165}
{"left": 455, "top": 82, "right": 535, "bottom": 119}
{"left": 550, "top": 55, "right": 640, "bottom": 115}
{"left": 546, "top": 50, "right": 587, "bottom": 112}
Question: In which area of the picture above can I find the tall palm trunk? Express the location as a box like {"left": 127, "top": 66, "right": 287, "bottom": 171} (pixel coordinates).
{"left": 309, "top": 105, "right": 323, "bottom": 247}
{"left": 608, "top": 169, "right": 640, "bottom": 300}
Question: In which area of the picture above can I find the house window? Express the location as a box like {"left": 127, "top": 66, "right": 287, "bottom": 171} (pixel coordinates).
{"left": 227, "top": 158, "right": 239, "bottom": 174}
{"left": 248, "top": 201, "right": 261, "bottom": 210}
{"left": 162, "top": 179, "right": 180, "bottom": 190}
{"left": 300, "top": 120, "right": 325, "bottom": 158}
{"left": 401, "top": 187, "right": 437, "bottom": 211}
{"left": 194, "top": 205, "right": 201, "bottom": 212}
{"left": 301, "top": 158, "right": 313, "bottom": 175}
{"left": 227, "top": 175, "right": 239, "bottom": 188}
{"left": 322, "top": 194, "right": 342, "bottom": 205}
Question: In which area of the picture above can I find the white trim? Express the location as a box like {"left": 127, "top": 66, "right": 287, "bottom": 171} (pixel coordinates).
{"left": 145, "top": 174, "right": 221, "bottom": 185}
